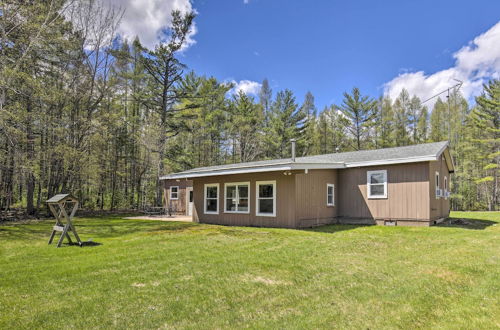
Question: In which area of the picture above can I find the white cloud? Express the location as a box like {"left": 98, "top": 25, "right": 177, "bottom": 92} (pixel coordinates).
{"left": 227, "top": 80, "right": 262, "bottom": 96}
{"left": 384, "top": 21, "right": 500, "bottom": 108}
{"left": 243, "top": 0, "right": 250, "bottom": 4}
{"left": 114, "top": 0, "right": 196, "bottom": 49}
{"left": 66, "top": 0, "right": 197, "bottom": 50}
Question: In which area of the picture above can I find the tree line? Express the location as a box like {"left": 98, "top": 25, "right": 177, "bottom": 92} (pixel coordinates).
{"left": 0, "top": 0, "right": 498, "bottom": 215}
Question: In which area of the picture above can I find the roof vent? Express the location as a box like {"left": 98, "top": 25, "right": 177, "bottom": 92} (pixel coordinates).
{"left": 290, "top": 139, "right": 296, "bottom": 162}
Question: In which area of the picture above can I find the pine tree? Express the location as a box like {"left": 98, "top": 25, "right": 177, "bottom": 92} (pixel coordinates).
{"left": 259, "top": 78, "right": 272, "bottom": 116}
{"left": 338, "top": 87, "right": 376, "bottom": 150}
{"left": 374, "top": 96, "right": 394, "bottom": 148}
{"left": 229, "top": 91, "right": 264, "bottom": 162}
{"left": 409, "top": 95, "right": 424, "bottom": 143}
{"left": 265, "top": 90, "right": 305, "bottom": 158}
{"left": 470, "top": 79, "right": 500, "bottom": 210}
{"left": 429, "top": 98, "right": 447, "bottom": 142}
{"left": 392, "top": 89, "right": 411, "bottom": 146}
{"left": 417, "top": 106, "right": 429, "bottom": 142}
{"left": 299, "top": 91, "right": 319, "bottom": 155}
{"left": 140, "top": 10, "right": 195, "bottom": 204}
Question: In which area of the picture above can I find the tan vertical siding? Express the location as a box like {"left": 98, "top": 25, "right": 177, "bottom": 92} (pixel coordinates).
{"left": 338, "top": 162, "right": 430, "bottom": 221}
{"left": 163, "top": 179, "right": 193, "bottom": 214}
{"left": 193, "top": 171, "right": 297, "bottom": 228}
{"left": 295, "top": 169, "right": 337, "bottom": 227}
{"left": 429, "top": 156, "right": 451, "bottom": 220}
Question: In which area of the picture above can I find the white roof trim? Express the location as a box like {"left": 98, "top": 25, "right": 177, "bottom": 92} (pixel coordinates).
{"left": 160, "top": 143, "right": 452, "bottom": 179}
{"left": 345, "top": 155, "right": 437, "bottom": 168}
{"left": 160, "top": 162, "right": 344, "bottom": 179}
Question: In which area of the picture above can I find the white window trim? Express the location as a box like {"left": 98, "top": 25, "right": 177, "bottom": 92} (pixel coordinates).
{"left": 326, "top": 183, "right": 335, "bottom": 206}
{"left": 224, "top": 182, "right": 250, "bottom": 214}
{"left": 169, "top": 186, "right": 179, "bottom": 200}
{"left": 367, "top": 170, "right": 388, "bottom": 199}
{"left": 435, "top": 171, "right": 440, "bottom": 199}
{"left": 444, "top": 176, "right": 448, "bottom": 200}
{"left": 204, "top": 183, "right": 219, "bottom": 215}
{"left": 256, "top": 180, "right": 276, "bottom": 217}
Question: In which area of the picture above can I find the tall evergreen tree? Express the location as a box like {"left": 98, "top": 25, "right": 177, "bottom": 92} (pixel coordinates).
{"left": 259, "top": 78, "right": 272, "bottom": 116}
{"left": 229, "top": 91, "right": 264, "bottom": 162}
{"left": 318, "top": 106, "right": 350, "bottom": 154}
{"left": 338, "top": 87, "right": 377, "bottom": 150}
{"left": 470, "top": 79, "right": 500, "bottom": 210}
{"left": 265, "top": 90, "right": 305, "bottom": 158}
{"left": 299, "top": 91, "right": 319, "bottom": 155}
{"left": 140, "top": 10, "right": 195, "bottom": 204}
{"left": 429, "top": 98, "right": 447, "bottom": 142}
{"left": 392, "top": 89, "right": 411, "bottom": 146}
{"left": 374, "top": 96, "right": 394, "bottom": 148}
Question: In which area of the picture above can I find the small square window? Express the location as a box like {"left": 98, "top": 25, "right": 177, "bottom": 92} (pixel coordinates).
{"left": 170, "top": 186, "right": 179, "bottom": 200}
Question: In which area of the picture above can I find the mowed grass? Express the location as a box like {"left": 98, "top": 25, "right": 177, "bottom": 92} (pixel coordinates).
{"left": 0, "top": 212, "right": 499, "bottom": 329}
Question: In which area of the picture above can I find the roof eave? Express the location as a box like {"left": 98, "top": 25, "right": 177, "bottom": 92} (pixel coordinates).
{"left": 160, "top": 162, "right": 345, "bottom": 180}
{"left": 345, "top": 155, "right": 438, "bottom": 168}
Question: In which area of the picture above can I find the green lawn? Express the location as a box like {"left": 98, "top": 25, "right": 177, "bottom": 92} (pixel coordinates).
{"left": 1, "top": 212, "right": 499, "bottom": 329}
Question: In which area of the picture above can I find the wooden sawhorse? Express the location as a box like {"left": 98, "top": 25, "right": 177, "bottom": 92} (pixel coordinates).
{"left": 46, "top": 194, "right": 82, "bottom": 247}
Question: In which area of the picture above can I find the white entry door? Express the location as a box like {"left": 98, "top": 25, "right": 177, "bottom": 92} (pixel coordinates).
{"left": 187, "top": 188, "right": 193, "bottom": 216}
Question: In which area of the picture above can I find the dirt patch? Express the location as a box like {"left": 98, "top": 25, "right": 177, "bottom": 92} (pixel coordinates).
{"left": 422, "top": 268, "right": 463, "bottom": 282}
{"left": 242, "top": 275, "right": 292, "bottom": 286}
{"left": 131, "top": 282, "right": 146, "bottom": 288}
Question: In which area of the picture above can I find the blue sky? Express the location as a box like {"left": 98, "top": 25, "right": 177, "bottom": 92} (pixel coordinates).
{"left": 105, "top": 0, "right": 500, "bottom": 109}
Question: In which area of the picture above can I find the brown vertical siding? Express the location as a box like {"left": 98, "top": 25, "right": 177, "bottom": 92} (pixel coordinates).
{"left": 187, "top": 154, "right": 452, "bottom": 228}
{"left": 337, "top": 162, "right": 430, "bottom": 221}
{"left": 429, "top": 156, "right": 451, "bottom": 220}
{"left": 193, "top": 171, "right": 297, "bottom": 228}
{"left": 163, "top": 179, "right": 193, "bottom": 214}
{"left": 295, "top": 169, "right": 337, "bottom": 227}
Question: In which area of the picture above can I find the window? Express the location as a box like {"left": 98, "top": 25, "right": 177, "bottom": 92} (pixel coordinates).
{"left": 327, "top": 184, "right": 335, "bottom": 206}
{"left": 170, "top": 186, "right": 179, "bottom": 200}
{"left": 367, "top": 170, "right": 387, "bottom": 199}
{"left": 256, "top": 181, "right": 276, "bottom": 217}
{"left": 435, "top": 171, "right": 440, "bottom": 199}
{"left": 444, "top": 176, "right": 448, "bottom": 200}
{"left": 204, "top": 184, "right": 219, "bottom": 214}
{"left": 225, "top": 182, "right": 250, "bottom": 213}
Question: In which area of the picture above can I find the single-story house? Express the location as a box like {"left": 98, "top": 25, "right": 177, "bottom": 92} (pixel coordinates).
{"left": 160, "top": 141, "right": 454, "bottom": 228}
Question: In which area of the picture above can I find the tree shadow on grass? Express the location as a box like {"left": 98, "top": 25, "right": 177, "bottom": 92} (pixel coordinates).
{"left": 0, "top": 219, "right": 200, "bottom": 242}
{"left": 303, "top": 224, "right": 368, "bottom": 234}
{"left": 436, "top": 218, "right": 497, "bottom": 230}
{"left": 53, "top": 241, "right": 103, "bottom": 248}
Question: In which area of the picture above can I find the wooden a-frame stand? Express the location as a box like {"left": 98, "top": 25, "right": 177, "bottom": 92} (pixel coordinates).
{"left": 46, "top": 194, "right": 82, "bottom": 247}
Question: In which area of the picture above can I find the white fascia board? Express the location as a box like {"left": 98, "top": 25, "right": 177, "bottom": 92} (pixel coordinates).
{"left": 290, "top": 163, "right": 344, "bottom": 170}
{"left": 160, "top": 162, "right": 345, "bottom": 180}
{"left": 440, "top": 147, "right": 455, "bottom": 173}
{"left": 161, "top": 165, "right": 294, "bottom": 179}
{"left": 345, "top": 156, "right": 437, "bottom": 168}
